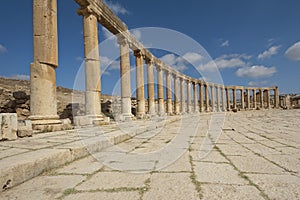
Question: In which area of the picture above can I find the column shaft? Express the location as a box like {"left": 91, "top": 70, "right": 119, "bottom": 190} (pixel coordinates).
{"left": 174, "top": 75, "right": 180, "bottom": 114}
{"left": 211, "top": 85, "right": 215, "bottom": 112}
{"left": 274, "top": 87, "right": 279, "bottom": 108}
{"left": 157, "top": 66, "right": 165, "bottom": 115}
{"left": 180, "top": 78, "right": 186, "bottom": 113}
{"left": 187, "top": 80, "right": 192, "bottom": 113}
{"left": 204, "top": 84, "right": 210, "bottom": 112}
{"left": 166, "top": 71, "right": 173, "bottom": 115}
{"left": 193, "top": 82, "right": 199, "bottom": 113}
{"left": 253, "top": 89, "right": 257, "bottom": 109}
{"left": 146, "top": 59, "right": 155, "bottom": 115}
{"left": 134, "top": 50, "right": 145, "bottom": 118}
{"left": 240, "top": 89, "right": 245, "bottom": 109}
{"left": 226, "top": 88, "right": 230, "bottom": 111}
{"left": 260, "top": 89, "right": 264, "bottom": 109}
{"left": 216, "top": 86, "right": 220, "bottom": 112}
{"left": 222, "top": 87, "right": 226, "bottom": 111}
{"left": 266, "top": 89, "right": 271, "bottom": 108}
{"left": 233, "top": 88, "right": 237, "bottom": 109}
{"left": 247, "top": 89, "right": 251, "bottom": 109}
{"left": 199, "top": 83, "right": 204, "bottom": 112}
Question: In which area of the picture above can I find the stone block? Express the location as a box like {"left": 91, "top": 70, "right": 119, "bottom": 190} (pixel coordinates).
{"left": 17, "top": 120, "right": 33, "bottom": 138}
{"left": 73, "top": 116, "right": 92, "bottom": 127}
{"left": 0, "top": 113, "right": 18, "bottom": 141}
{"left": 61, "top": 118, "right": 73, "bottom": 130}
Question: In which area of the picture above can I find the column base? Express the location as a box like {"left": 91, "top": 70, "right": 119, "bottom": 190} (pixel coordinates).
{"left": 116, "top": 113, "right": 134, "bottom": 122}
{"left": 29, "top": 115, "right": 63, "bottom": 132}
{"left": 74, "top": 114, "right": 104, "bottom": 127}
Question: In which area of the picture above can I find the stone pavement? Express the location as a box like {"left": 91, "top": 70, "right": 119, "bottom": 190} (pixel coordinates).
{"left": 0, "top": 109, "right": 299, "bottom": 199}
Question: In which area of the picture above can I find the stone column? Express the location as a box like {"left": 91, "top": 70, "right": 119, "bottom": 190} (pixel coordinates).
{"left": 210, "top": 84, "right": 215, "bottom": 112}
{"left": 30, "top": 0, "right": 62, "bottom": 129}
{"left": 240, "top": 88, "right": 245, "bottom": 109}
{"left": 134, "top": 50, "right": 145, "bottom": 118}
{"left": 266, "top": 89, "right": 271, "bottom": 109}
{"left": 216, "top": 85, "right": 220, "bottom": 112}
{"left": 180, "top": 78, "right": 186, "bottom": 114}
{"left": 166, "top": 70, "right": 173, "bottom": 115}
{"left": 253, "top": 89, "right": 257, "bottom": 109}
{"left": 173, "top": 74, "right": 180, "bottom": 114}
{"left": 225, "top": 87, "right": 230, "bottom": 111}
{"left": 193, "top": 82, "right": 199, "bottom": 113}
{"left": 81, "top": 8, "right": 102, "bottom": 123}
{"left": 199, "top": 81, "right": 204, "bottom": 112}
{"left": 246, "top": 89, "right": 251, "bottom": 110}
{"left": 259, "top": 88, "right": 264, "bottom": 109}
{"left": 187, "top": 80, "right": 192, "bottom": 113}
{"left": 157, "top": 65, "right": 165, "bottom": 116}
{"left": 118, "top": 36, "right": 132, "bottom": 120}
{"left": 146, "top": 58, "right": 155, "bottom": 115}
{"left": 221, "top": 86, "right": 226, "bottom": 111}
{"left": 233, "top": 88, "right": 237, "bottom": 110}
{"left": 274, "top": 86, "right": 279, "bottom": 108}
{"left": 204, "top": 83, "right": 210, "bottom": 112}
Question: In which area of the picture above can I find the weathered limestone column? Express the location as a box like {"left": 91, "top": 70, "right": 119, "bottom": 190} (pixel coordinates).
{"left": 204, "top": 83, "right": 210, "bottom": 112}
{"left": 266, "top": 89, "right": 271, "bottom": 109}
{"left": 173, "top": 74, "right": 180, "bottom": 114}
{"left": 146, "top": 58, "right": 155, "bottom": 115}
{"left": 240, "top": 88, "right": 245, "bottom": 109}
{"left": 199, "top": 81, "right": 204, "bottom": 112}
{"left": 134, "top": 50, "right": 145, "bottom": 118}
{"left": 246, "top": 89, "right": 251, "bottom": 110}
{"left": 221, "top": 86, "right": 226, "bottom": 111}
{"left": 259, "top": 88, "right": 264, "bottom": 109}
{"left": 274, "top": 86, "right": 279, "bottom": 108}
{"left": 253, "top": 89, "right": 257, "bottom": 109}
{"left": 30, "top": 0, "right": 62, "bottom": 129}
{"left": 216, "top": 85, "right": 220, "bottom": 112}
{"left": 187, "top": 80, "right": 192, "bottom": 113}
{"left": 157, "top": 65, "right": 165, "bottom": 116}
{"left": 118, "top": 36, "right": 132, "bottom": 120}
{"left": 166, "top": 70, "right": 173, "bottom": 115}
{"left": 233, "top": 87, "right": 237, "bottom": 110}
{"left": 210, "top": 84, "right": 215, "bottom": 112}
{"left": 180, "top": 77, "right": 186, "bottom": 114}
{"left": 225, "top": 87, "right": 230, "bottom": 111}
{"left": 193, "top": 82, "right": 199, "bottom": 113}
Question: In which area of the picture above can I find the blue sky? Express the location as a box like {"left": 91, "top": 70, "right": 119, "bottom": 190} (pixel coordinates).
{"left": 0, "top": 0, "right": 299, "bottom": 95}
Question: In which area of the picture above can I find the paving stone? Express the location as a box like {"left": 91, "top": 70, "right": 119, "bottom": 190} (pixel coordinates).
{"left": 242, "top": 143, "right": 281, "bottom": 155}
{"left": 159, "top": 152, "right": 192, "bottom": 172}
{"left": 217, "top": 144, "right": 253, "bottom": 156}
{"left": 190, "top": 150, "right": 229, "bottom": 163}
{"left": 201, "top": 184, "right": 264, "bottom": 200}
{"left": 0, "top": 148, "right": 29, "bottom": 159}
{"left": 76, "top": 171, "right": 150, "bottom": 191}
{"left": 194, "top": 162, "right": 247, "bottom": 185}
{"left": 143, "top": 173, "right": 199, "bottom": 200}
{"left": 63, "top": 191, "right": 141, "bottom": 200}
{"left": 264, "top": 154, "right": 300, "bottom": 173}
{"left": 247, "top": 174, "right": 300, "bottom": 200}
{"left": 0, "top": 175, "right": 85, "bottom": 200}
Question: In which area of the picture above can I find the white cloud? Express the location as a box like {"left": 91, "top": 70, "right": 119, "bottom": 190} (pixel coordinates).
{"left": 75, "top": 56, "right": 83, "bottom": 62}
{"left": 221, "top": 40, "right": 229, "bottom": 47}
{"left": 10, "top": 74, "right": 30, "bottom": 80}
{"left": 160, "top": 54, "right": 188, "bottom": 71}
{"left": 183, "top": 52, "right": 203, "bottom": 63}
{"left": 101, "top": 56, "right": 119, "bottom": 70}
{"left": 104, "top": 0, "right": 129, "bottom": 15}
{"left": 198, "top": 54, "right": 250, "bottom": 72}
{"left": 0, "top": 44, "right": 7, "bottom": 53}
{"left": 131, "top": 30, "right": 142, "bottom": 41}
{"left": 258, "top": 45, "right": 281, "bottom": 59}
{"left": 236, "top": 65, "right": 277, "bottom": 78}
{"left": 285, "top": 41, "right": 300, "bottom": 61}
{"left": 248, "top": 80, "right": 268, "bottom": 86}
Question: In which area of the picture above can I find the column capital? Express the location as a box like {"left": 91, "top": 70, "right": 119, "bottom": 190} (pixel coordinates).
{"left": 145, "top": 57, "right": 154, "bottom": 65}
{"left": 117, "top": 35, "right": 129, "bottom": 46}
{"left": 134, "top": 49, "right": 143, "bottom": 58}
{"left": 77, "top": 6, "right": 96, "bottom": 17}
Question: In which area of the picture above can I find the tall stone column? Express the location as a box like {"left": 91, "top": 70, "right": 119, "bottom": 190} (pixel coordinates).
{"left": 157, "top": 65, "right": 165, "bottom": 116}
{"left": 225, "top": 87, "right": 230, "bottom": 111}
{"left": 266, "top": 89, "right": 271, "bottom": 109}
{"left": 146, "top": 58, "right": 155, "bottom": 115}
{"left": 173, "top": 74, "right": 180, "bottom": 114}
{"left": 30, "top": 0, "right": 62, "bottom": 129}
{"left": 216, "top": 85, "right": 220, "bottom": 112}
{"left": 81, "top": 8, "right": 102, "bottom": 123}
{"left": 210, "top": 84, "right": 215, "bottom": 112}
{"left": 204, "top": 83, "right": 210, "bottom": 112}
{"left": 118, "top": 36, "right": 132, "bottom": 120}
{"left": 233, "top": 88, "right": 237, "bottom": 110}
{"left": 259, "top": 88, "right": 264, "bottom": 109}
{"left": 193, "top": 82, "right": 199, "bottom": 113}
{"left": 253, "top": 89, "right": 257, "bottom": 109}
{"left": 199, "top": 82, "right": 204, "bottom": 112}
{"left": 187, "top": 80, "right": 192, "bottom": 113}
{"left": 166, "top": 70, "right": 173, "bottom": 115}
{"left": 180, "top": 78, "right": 186, "bottom": 114}
{"left": 274, "top": 86, "right": 279, "bottom": 108}
{"left": 221, "top": 86, "right": 226, "bottom": 111}
{"left": 134, "top": 50, "right": 145, "bottom": 118}
{"left": 246, "top": 89, "right": 251, "bottom": 110}
{"left": 240, "top": 88, "right": 245, "bottom": 109}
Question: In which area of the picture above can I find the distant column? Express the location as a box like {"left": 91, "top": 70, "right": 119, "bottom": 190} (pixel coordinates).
{"left": 146, "top": 58, "right": 155, "bottom": 115}
{"left": 216, "top": 85, "right": 220, "bottom": 112}
{"left": 259, "top": 88, "right": 264, "bottom": 109}
{"left": 204, "top": 83, "right": 210, "bottom": 112}
{"left": 233, "top": 88, "right": 237, "bottom": 110}
{"left": 240, "top": 88, "right": 245, "bottom": 109}
{"left": 222, "top": 86, "right": 226, "bottom": 111}
{"left": 266, "top": 89, "right": 271, "bottom": 109}
{"left": 193, "top": 82, "right": 199, "bottom": 113}
{"left": 134, "top": 50, "right": 145, "bottom": 118}
{"left": 274, "top": 86, "right": 279, "bottom": 108}
{"left": 246, "top": 89, "right": 251, "bottom": 110}
{"left": 210, "top": 84, "right": 215, "bottom": 112}
{"left": 180, "top": 78, "right": 186, "bottom": 114}
{"left": 166, "top": 70, "right": 173, "bottom": 115}
{"left": 157, "top": 65, "right": 165, "bottom": 116}
{"left": 118, "top": 36, "right": 132, "bottom": 120}
{"left": 253, "top": 89, "right": 257, "bottom": 109}
{"left": 30, "top": 0, "right": 62, "bottom": 129}
{"left": 173, "top": 74, "right": 180, "bottom": 114}
{"left": 225, "top": 87, "right": 230, "bottom": 111}
{"left": 199, "top": 81, "right": 204, "bottom": 112}
{"left": 187, "top": 80, "right": 192, "bottom": 113}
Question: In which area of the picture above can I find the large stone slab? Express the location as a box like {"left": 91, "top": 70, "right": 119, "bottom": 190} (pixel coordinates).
{"left": 63, "top": 191, "right": 141, "bottom": 200}
{"left": 0, "top": 113, "right": 18, "bottom": 141}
